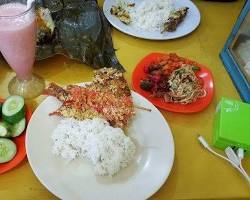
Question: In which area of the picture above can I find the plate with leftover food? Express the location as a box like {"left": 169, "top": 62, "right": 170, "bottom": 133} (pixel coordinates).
{"left": 0, "top": 96, "right": 32, "bottom": 174}
{"left": 132, "top": 53, "right": 214, "bottom": 113}
{"left": 103, "top": 0, "right": 200, "bottom": 40}
{"left": 26, "top": 68, "right": 175, "bottom": 200}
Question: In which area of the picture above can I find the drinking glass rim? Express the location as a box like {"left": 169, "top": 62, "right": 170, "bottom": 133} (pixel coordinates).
{"left": 0, "top": 2, "right": 34, "bottom": 18}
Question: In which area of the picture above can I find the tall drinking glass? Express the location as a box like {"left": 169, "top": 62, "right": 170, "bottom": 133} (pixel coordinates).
{"left": 0, "top": 0, "right": 45, "bottom": 99}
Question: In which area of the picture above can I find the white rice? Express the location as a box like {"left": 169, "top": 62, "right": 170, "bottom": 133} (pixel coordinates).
{"left": 130, "top": 0, "right": 174, "bottom": 32}
{"left": 51, "top": 118, "right": 136, "bottom": 176}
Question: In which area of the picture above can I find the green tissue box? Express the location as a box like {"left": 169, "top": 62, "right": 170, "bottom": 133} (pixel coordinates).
{"left": 213, "top": 98, "right": 250, "bottom": 155}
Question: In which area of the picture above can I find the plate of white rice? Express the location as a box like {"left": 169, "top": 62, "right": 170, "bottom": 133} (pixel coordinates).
{"left": 26, "top": 90, "right": 175, "bottom": 200}
{"left": 103, "top": 0, "right": 200, "bottom": 40}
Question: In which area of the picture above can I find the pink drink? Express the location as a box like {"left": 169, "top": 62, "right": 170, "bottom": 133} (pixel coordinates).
{"left": 0, "top": 3, "right": 36, "bottom": 80}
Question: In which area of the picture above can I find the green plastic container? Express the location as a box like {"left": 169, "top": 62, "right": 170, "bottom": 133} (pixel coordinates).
{"left": 213, "top": 98, "right": 250, "bottom": 155}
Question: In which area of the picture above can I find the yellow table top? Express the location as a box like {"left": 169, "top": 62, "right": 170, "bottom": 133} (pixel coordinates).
{"left": 0, "top": 0, "right": 249, "bottom": 199}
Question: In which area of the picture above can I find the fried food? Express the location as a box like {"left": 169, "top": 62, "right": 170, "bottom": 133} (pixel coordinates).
{"left": 110, "top": 5, "right": 131, "bottom": 25}
{"left": 44, "top": 68, "right": 135, "bottom": 128}
{"left": 162, "top": 7, "right": 189, "bottom": 32}
{"left": 88, "top": 67, "right": 131, "bottom": 98}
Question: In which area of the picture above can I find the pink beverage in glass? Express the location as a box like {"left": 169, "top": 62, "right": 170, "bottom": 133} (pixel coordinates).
{"left": 0, "top": 3, "right": 36, "bottom": 80}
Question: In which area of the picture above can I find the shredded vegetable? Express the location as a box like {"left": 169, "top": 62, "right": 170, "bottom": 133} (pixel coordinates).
{"left": 165, "top": 65, "right": 206, "bottom": 104}
{"left": 140, "top": 53, "right": 207, "bottom": 104}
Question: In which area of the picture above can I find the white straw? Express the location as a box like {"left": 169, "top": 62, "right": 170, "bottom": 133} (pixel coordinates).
{"left": 26, "top": 0, "right": 34, "bottom": 9}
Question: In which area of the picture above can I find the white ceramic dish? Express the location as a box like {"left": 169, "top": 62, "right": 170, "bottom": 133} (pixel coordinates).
{"left": 103, "top": 0, "right": 201, "bottom": 40}
{"left": 26, "top": 90, "right": 175, "bottom": 200}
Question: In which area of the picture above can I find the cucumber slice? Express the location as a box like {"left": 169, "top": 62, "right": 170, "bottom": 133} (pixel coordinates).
{"left": 0, "top": 138, "right": 17, "bottom": 163}
{"left": 11, "top": 118, "right": 26, "bottom": 137}
{"left": 0, "top": 122, "right": 11, "bottom": 137}
{"left": 2, "top": 95, "right": 25, "bottom": 124}
{"left": 0, "top": 124, "right": 8, "bottom": 137}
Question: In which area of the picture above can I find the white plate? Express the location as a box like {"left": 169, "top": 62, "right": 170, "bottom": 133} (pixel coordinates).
{"left": 103, "top": 0, "right": 200, "bottom": 40}
{"left": 26, "top": 90, "right": 175, "bottom": 200}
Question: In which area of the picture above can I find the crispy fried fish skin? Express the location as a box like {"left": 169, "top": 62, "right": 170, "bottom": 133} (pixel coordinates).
{"left": 44, "top": 82, "right": 69, "bottom": 101}
{"left": 45, "top": 68, "right": 134, "bottom": 128}
{"left": 88, "top": 68, "right": 131, "bottom": 98}
{"left": 49, "top": 103, "right": 102, "bottom": 120}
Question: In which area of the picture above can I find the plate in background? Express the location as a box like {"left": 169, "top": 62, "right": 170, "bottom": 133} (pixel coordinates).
{"left": 103, "top": 0, "right": 200, "bottom": 40}
{"left": 132, "top": 53, "right": 214, "bottom": 113}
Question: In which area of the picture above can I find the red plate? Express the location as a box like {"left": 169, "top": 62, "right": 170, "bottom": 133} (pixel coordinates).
{"left": 132, "top": 53, "right": 214, "bottom": 113}
{"left": 0, "top": 99, "right": 32, "bottom": 174}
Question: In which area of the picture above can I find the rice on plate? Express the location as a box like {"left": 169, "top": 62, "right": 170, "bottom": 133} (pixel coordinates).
{"left": 52, "top": 118, "right": 136, "bottom": 176}
{"left": 130, "top": 0, "right": 174, "bottom": 32}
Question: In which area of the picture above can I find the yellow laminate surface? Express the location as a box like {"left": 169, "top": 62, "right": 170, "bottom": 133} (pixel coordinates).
{"left": 0, "top": 0, "right": 249, "bottom": 199}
